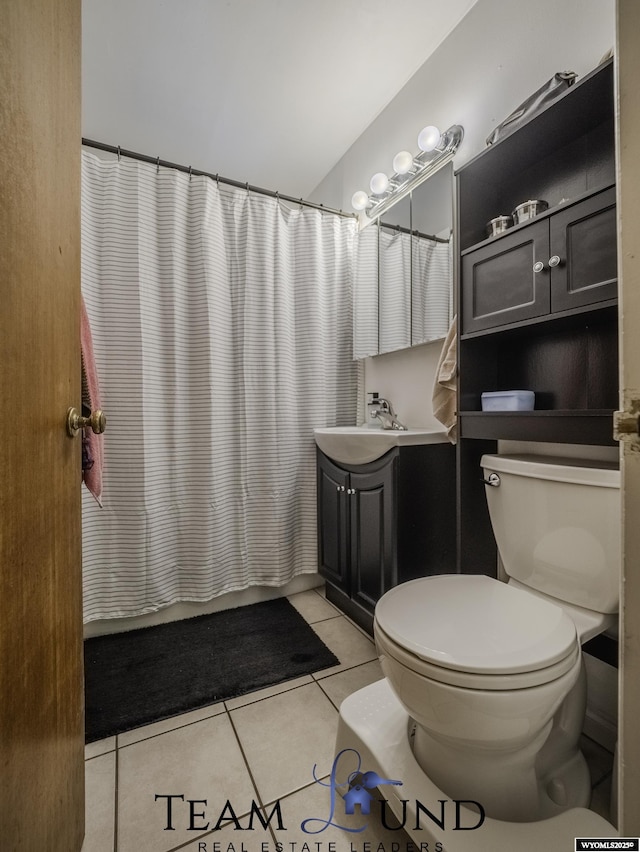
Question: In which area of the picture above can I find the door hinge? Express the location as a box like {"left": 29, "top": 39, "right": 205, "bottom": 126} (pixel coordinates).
{"left": 613, "top": 409, "right": 640, "bottom": 442}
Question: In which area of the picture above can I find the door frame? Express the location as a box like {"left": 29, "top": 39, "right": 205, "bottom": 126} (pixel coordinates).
{"left": 615, "top": 0, "right": 640, "bottom": 833}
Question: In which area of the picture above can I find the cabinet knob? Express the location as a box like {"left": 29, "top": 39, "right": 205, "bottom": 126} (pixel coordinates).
{"left": 336, "top": 485, "right": 346, "bottom": 492}
{"left": 533, "top": 261, "right": 546, "bottom": 273}
{"left": 548, "top": 255, "right": 562, "bottom": 267}
{"left": 347, "top": 488, "right": 356, "bottom": 495}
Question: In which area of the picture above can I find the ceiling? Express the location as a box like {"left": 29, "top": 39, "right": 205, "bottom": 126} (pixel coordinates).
{"left": 82, "top": 0, "right": 478, "bottom": 199}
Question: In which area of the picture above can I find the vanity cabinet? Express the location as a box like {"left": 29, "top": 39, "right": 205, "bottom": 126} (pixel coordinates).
{"left": 461, "top": 185, "right": 617, "bottom": 335}
{"left": 317, "top": 443, "right": 455, "bottom": 634}
{"left": 317, "top": 451, "right": 394, "bottom": 609}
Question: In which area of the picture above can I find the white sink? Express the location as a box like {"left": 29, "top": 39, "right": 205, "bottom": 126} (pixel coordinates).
{"left": 314, "top": 425, "right": 449, "bottom": 465}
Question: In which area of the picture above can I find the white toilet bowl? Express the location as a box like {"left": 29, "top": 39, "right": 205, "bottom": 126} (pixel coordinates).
{"left": 374, "top": 574, "right": 591, "bottom": 822}
{"left": 336, "top": 678, "right": 618, "bottom": 852}
{"left": 369, "top": 454, "right": 620, "bottom": 825}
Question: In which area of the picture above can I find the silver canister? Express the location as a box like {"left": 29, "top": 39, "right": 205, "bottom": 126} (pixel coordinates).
{"left": 512, "top": 199, "right": 549, "bottom": 225}
{"left": 486, "top": 215, "right": 513, "bottom": 238}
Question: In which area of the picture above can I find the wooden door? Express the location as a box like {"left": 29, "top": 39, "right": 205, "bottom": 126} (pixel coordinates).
{"left": 550, "top": 185, "right": 618, "bottom": 313}
{"left": 0, "top": 1, "right": 84, "bottom": 849}
{"left": 461, "top": 218, "right": 550, "bottom": 334}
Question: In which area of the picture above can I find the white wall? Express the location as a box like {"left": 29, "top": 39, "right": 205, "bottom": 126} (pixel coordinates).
{"left": 312, "top": 0, "right": 615, "bottom": 211}
{"left": 362, "top": 340, "right": 446, "bottom": 429}
{"left": 311, "top": 0, "right": 615, "bottom": 424}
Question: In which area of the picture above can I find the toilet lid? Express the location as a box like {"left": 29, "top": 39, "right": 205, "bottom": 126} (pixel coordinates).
{"left": 374, "top": 575, "right": 577, "bottom": 675}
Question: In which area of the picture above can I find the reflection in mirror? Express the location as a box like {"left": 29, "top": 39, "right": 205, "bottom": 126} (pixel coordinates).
{"left": 353, "top": 223, "right": 379, "bottom": 359}
{"left": 411, "top": 162, "right": 453, "bottom": 345}
{"left": 379, "top": 194, "right": 411, "bottom": 354}
{"left": 352, "top": 161, "right": 454, "bottom": 359}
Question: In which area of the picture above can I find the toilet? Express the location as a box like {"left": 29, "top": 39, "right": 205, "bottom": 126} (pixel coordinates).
{"left": 337, "top": 453, "right": 620, "bottom": 847}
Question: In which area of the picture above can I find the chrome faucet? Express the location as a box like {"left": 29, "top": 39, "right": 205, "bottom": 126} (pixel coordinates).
{"left": 369, "top": 397, "right": 407, "bottom": 431}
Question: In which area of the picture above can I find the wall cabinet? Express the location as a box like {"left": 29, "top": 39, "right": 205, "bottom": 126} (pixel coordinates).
{"left": 454, "top": 57, "right": 618, "bottom": 576}
{"left": 352, "top": 163, "right": 454, "bottom": 359}
{"left": 317, "top": 443, "right": 455, "bottom": 633}
{"left": 462, "top": 185, "right": 617, "bottom": 335}
{"left": 457, "top": 57, "right": 617, "bottom": 448}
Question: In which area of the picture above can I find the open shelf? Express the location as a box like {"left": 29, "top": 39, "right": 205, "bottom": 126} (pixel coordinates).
{"left": 456, "top": 59, "right": 615, "bottom": 253}
{"left": 459, "top": 183, "right": 616, "bottom": 261}
{"left": 459, "top": 409, "right": 616, "bottom": 445}
{"left": 459, "top": 299, "right": 618, "bottom": 342}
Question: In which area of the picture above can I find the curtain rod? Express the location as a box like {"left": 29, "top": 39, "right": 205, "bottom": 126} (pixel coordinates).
{"left": 379, "top": 220, "right": 450, "bottom": 244}
{"left": 81, "top": 139, "right": 356, "bottom": 220}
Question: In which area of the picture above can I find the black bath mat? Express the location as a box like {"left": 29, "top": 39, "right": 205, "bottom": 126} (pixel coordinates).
{"left": 84, "top": 597, "right": 339, "bottom": 743}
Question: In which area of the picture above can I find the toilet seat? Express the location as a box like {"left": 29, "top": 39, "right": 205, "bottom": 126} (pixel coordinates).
{"left": 374, "top": 574, "right": 579, "bottom": 690}
{"left": 376, "top": 620, "right": 581, "bottom": 690}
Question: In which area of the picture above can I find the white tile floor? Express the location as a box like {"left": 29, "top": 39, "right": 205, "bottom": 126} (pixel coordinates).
{"left": 82, "top": 586, "right": 614, "bottom": 852}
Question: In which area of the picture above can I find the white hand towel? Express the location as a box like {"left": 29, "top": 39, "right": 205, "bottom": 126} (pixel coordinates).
{"left": 432, "top": 315, "right": 458, "bottom": 443}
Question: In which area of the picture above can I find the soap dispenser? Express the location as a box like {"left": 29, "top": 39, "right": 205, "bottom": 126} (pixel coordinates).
{"left": 367, "top": 392, "right": 381, "bottom": 428}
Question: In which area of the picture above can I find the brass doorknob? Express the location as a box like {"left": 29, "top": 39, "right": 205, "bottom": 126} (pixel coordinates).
{"left": 66, "top": 407, "right": 107, "bottom": 437}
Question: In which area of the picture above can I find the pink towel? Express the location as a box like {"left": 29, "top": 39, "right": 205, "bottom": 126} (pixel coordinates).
{"left": 81, "top": 296, "right": 104, "bottom": 506}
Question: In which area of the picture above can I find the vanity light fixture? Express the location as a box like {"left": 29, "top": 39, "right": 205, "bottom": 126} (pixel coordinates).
{"left": 417, "top": 124, "right": 442, "bottom": 152}
{"left": 370, "top": 172, "right": 390, "bottom": 195}
{"left": 392, "top": 150, "right": 415, "bottom": 175}
{"left": 351, "top": 190, "right": 369, "bottom": 212}
{"left": 351, "top": 123, "right": 464, "bottom": 220}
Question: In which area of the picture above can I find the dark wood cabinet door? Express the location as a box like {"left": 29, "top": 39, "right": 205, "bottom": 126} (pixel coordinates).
{"left": 550, "top": 186, "right": 617, "bottom": 313}
{"left": 461, "top": 219, "right": 550, "bottom": 334}
{"left": 317, "top": 453, "right": 350, "bottom": 593}
{"left": 349, "top": 458, "right": 396, "bottom": 613}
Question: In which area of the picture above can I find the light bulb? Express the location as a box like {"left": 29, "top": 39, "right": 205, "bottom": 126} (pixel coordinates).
{"left": 370, "top": 172, "right": 389, "bottom": 195}
{"left": 417, "top": 125, "right": 441, "bottom": 153}
{"left": 351, "top": 190, "right": 369, "bottom": 211}
{"left": 393, "top": 150, "right": 414, "bottom": 175}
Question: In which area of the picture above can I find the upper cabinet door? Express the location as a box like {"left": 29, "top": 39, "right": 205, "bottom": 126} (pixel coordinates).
{"left": 550, "top": 186, "right": 617, "bottom": 313}
{"left": 411, "top": 162, "right": 454, "bottom": 346}
{"left": 353, "top": 223, "right": 379, "bottom": 359}
{"left": 461, "top": 218, "right": 550, "bottom": 334}
{"left": 379, "top": 195, "right": 412, "bottom": 354}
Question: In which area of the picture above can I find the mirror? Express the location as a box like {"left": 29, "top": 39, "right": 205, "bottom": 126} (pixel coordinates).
{"left": 352, "top": 162, "right": 454, "bottom": 359}
{"left": 353, "top": 219, "right": 379, "bottom": 359}
{"left": 379, "top": 195, "right": 411, "bottom": 354}
{"left": 411, "top": 163, "right": 453, "bottom": 346}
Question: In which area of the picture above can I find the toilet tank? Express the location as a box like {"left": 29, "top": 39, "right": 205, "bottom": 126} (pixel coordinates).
{"left": 481, "top": 454, "right": 620, "bottom": 614}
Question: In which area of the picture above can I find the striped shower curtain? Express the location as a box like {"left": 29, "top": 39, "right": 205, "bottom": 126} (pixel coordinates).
{"left": 412, "top": 234, "right": 452, "bottom": 344}
{"left": 353, "top": 224, "right": 451, "bottom": 359}
{"left": 379, "top": 227, "right": 412, "bottom": 353}
{"left": 80, "top": 150, "right": 357, "bottom": 622}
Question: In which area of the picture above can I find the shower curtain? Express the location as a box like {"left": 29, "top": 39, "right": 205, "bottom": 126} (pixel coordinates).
{"left": 412, "top": 234, "right": 452, "bottom": 343}
{"left": 81, "top": 151, "right": 357, "bottom": 622}
{"left": 379, "top": 227, "right": 412, "bottom": 353}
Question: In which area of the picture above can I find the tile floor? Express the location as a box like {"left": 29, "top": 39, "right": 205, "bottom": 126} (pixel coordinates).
{"left": 82, "top": 586, "right": 615, "bottom": 852}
